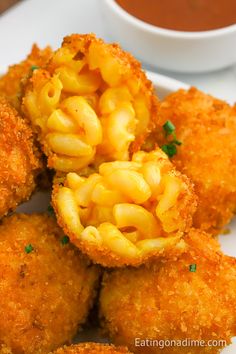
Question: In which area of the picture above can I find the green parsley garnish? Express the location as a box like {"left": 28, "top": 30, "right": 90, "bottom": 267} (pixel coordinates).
{"left": 161, "top": 120, "right": 182, "bottom": 158}
{"left": 31, "top": 65, "right": 40, "bottom": 71}
{"left": 163, "top": 120, "right": 175, "bottom": 136}
{"left": 189, "top": 264, "right": 197, "bottom": 272}
{"left": 173, "top": 139, "right": 182, "bottom": 146}
{"left": 161, "top": 143, "right": 177, "bottom": 158}
{"left": 61, "top": 236, "right": 70, "bottom": 245}
{"left": 25, "top": 244, "right": 34, "bottom": 254}
{"left": 47, "top": 205, "right": 54, "bottom": 215}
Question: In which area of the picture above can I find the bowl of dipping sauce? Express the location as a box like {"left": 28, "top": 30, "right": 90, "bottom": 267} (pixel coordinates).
{"left": 102, "top": 0, "right": 236, "bottom": 73}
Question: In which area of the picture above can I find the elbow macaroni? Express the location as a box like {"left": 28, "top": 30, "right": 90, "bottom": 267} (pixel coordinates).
{"left": 53, "top": 149, "right": 196, "bottom": 267}
{"left": 23, "top": 34, "right": 158, "bottom": 172}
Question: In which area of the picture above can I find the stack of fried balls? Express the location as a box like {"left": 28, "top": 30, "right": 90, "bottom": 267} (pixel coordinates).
{"left": 0, "top": 34, "right": 235, "bottom": 354}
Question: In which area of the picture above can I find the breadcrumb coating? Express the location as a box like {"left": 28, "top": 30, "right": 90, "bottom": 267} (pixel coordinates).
{"left": 51, "top": 343, "right": 132, "bottom": 354}
{"left": 0, "top": 44, "right": 52, "bottom": 110}
{"left": 0, "top": 97, "right": 41, "bottom": 217}
{"left": 154, "top": 88, "right": 236, "bottom": 234}
{"left": 0, "top": 346, "right": 12, "bottom": 354}
{"left": 0, "top": 214, "right": 100, "bottom": 354}
{"left": 100, "top": 229, "right": 236, "bottom": 353}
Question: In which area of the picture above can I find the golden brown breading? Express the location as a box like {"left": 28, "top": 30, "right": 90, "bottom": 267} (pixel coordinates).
{"left": 100, "top": 229, "right": 236, "bottom": 353}
{"left": 22, "top": 33, "right": 159, "bottom": 173}
{"left": 0, "top": 97, "right": 41, "bottom": 217}
{"left": 0, "top": 346, "right": 12, "bottom": 354}
{"left": 0, "top": 44, "right": 52, "bottom": 110}
{"left": 52, "top": 149, "right": 197, "bottom": 267}
{"left": 50, "top": 343, "right": 132, "bottom": 354}
{"left": 154, "top": 88, "right": 236, "bottom": 234}
{"left": 0, "top": 214, "right": 100, "bottom": 354}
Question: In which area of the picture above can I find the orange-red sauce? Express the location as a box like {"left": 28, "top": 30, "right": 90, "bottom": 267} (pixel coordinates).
{"left": 115, "top": 0, "right": 236, "bottom": 32}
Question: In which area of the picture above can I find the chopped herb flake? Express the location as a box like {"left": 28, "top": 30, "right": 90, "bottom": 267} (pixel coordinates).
{"left": 163, "top": 120, "right": 175, "bottom": 136}
{"left": 161, "top": 143, "right": 177, "bottom": 158}
{"left": 25, "top": 244, "right": 34, "bottom": 254}
{"left": 162, "top": 120, "right": 182, "bottom": 157}
{"left": 61, "top": 236, "right": 70, "bottom": 245}
{"left": 173, "top": 139, "right": 182, "bottom": 146}
{"left": 31, "top": 65, "right": 40, "bottom": 71}
{"left": 189, "top": 264, "right": 197, "bottom": 272}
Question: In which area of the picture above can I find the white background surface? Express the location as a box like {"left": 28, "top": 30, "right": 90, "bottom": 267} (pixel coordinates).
{"left": 0, "top": 0, "right": 236, "bottom": 352}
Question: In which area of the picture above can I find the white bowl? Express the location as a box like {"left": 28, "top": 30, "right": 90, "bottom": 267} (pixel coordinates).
{"left": 101, "top": 0, "right": 236, "bottom": 73}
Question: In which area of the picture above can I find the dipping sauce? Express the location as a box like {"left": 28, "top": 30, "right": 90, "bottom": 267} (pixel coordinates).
{"left": 115, "top": 0, "right": 236, "bottom": 32}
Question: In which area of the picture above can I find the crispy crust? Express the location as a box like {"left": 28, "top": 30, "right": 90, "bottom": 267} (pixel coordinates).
{"left": 0, "top": 45, "right": 53, "bottom": 192}
{"left": 0, "top": 97, "right": 41, "bottom": 217}
{"left": 0, "top": 346, "right": 12, "bottom": 354}
{"left": 100, "top": 229, "right": 236, "bottom": 354}
{"left": 0, "top": 213, "right": 100, "bottom": 354}
{"left": 0, "top": 44, "right": 52, "bottom": 111}
{"left": 51, "top": 343, "right": 132, "bottom": 354}
{"left": 154, "top": 87, "right": 236, "bottom": 234}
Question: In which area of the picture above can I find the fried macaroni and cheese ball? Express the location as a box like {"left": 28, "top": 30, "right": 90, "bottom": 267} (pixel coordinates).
{"left": 0, "top": 97, "right": 41, "bottom": 217}
{"left": 0, "top": 346, "right": 12, "bottom": 354}
{"left": 155, "top": 88, "right": 236, "bottom": 234}
{"left": 0, "top": 44, "right": 52, "bottom": 110}
{"left": 0, "top": 214, "right": 100, "bottom": 354}
{"left": 51, "top": 343, "right": 132, "bottom": 354}
{"left": 100, "top": 229, "right": 236, "bottom": 354}
{"left": 22, "top": 34, "right": 158, "bottom": 173}
{"left": 52, "top": 149, "right": 196, "bottom": 267}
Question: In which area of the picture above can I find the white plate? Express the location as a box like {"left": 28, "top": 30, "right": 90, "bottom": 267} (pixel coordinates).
{"left": 15, "top": 71, "right": 236, "bottom": 352}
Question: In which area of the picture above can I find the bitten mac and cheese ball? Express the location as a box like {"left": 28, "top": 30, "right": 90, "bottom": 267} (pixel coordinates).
{"left": 52, "top": 149, "right": 196, "bottom": 267}
{"left": 51, "top": 343, "right": 132, "bottom": 354}
{"left": 155, "top": 88, "right": 236, "bottom": 235}
{"left": 0, "top": 44, "right": 52, "bottom": 111}
{"left": 100, "top": 230, "right": 236, "bottom": 354}
{"left": 22, "top": 34, "right": 158, "bottom": 173}
{"left": 0, "top": 214, "right": 100, "bottom": 354}
{"left": 0, "top": 97, "right": 41, "bottom": 217}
